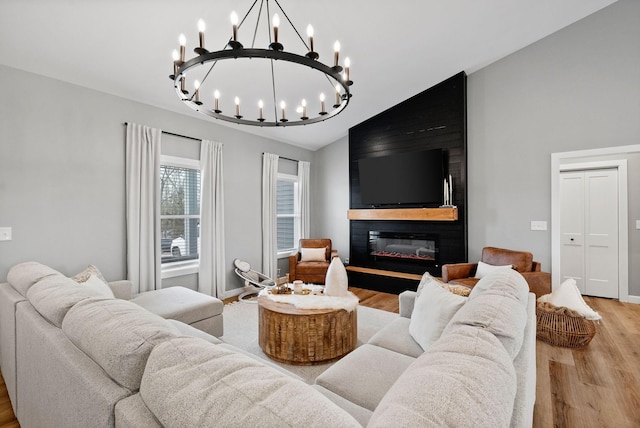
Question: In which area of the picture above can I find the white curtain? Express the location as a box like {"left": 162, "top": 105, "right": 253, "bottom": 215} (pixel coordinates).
{"left": 298, "top": 160, "right": 311, "bottom": 239}
{"left": 125, "top": 123, "right": 161, "bottom": 293}
{"left": 262, "top": 153, "right": 279, "bottom": 279}
{"left": 199, "top": 140, "right": 225, "bottom": 298}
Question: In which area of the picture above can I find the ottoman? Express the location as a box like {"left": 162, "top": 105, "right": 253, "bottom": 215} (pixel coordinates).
{"left": 131, "top": 286, "right": 224, "bottom": 337}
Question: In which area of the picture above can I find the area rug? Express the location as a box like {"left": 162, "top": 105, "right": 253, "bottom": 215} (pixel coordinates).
{"left": 220, "top": 301, "right": 398, "bottom": 384}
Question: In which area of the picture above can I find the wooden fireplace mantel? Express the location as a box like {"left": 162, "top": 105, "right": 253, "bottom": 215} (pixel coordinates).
{"left": 347, "top": 207, "right": 458, "bottom": 221}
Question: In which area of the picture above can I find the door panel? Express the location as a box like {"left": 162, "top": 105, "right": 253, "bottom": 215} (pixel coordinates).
{"left": 584, "top": 169, "right": 618, "bottom": 298}
{"left": 559, "top": 172, "right": 585, "bottom": 292}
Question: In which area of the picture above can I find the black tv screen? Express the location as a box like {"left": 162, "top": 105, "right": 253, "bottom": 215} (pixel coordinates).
{"left": 358, "top": 149, "right": 444, "bottom": 206}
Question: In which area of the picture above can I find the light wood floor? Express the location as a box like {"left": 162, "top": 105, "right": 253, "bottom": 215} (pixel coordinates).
{"left": 1, "top": 289, "right": 638, "bottom": 427}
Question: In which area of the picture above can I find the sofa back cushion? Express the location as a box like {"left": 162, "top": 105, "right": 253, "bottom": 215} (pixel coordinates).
{"left": 26, "top": 275, "right": 108, "bottom": 328}
{"left": 450, "top": 269, "right": 529, "bottom": 358}
{"left": 368, "top": 324, "right": 517, "bottom": 428}
{"left": 62, "top": 299, "right": 180, "bottom": 391}
{"left": 7, "top": 261, "right": 61, "bottom": 297}
{"left": 140, "top": 337, "right": 361, "bottom": 428}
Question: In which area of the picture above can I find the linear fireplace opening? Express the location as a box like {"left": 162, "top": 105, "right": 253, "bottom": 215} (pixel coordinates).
{"left": 368, "top": 231, "right": 439, "bottom": 267}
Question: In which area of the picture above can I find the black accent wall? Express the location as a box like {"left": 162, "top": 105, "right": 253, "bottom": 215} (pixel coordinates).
{"left": 348, "top": 72, "right": 468, "bottom": 293}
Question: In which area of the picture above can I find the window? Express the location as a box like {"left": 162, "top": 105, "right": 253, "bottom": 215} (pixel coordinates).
{"left": 160, "top": 156, "right": 201, "bottom": 265}
{"left": 276, "top": 173, "right": 300, "bottom": 255}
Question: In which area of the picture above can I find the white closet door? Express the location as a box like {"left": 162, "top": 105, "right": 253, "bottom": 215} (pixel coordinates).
{"left": 560, "top": 171, "right": 585, "bottom": 292}
{"left": 584, "top": 169, "right": 618, "bottom": 298}
{"left": 559, "top": 169, "right": 618, "bottom": 298}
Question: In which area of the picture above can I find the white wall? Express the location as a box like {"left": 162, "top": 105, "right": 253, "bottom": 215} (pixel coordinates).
{"left": 315, "top": 0, "right": 640, "bottom": 298}
{"left": 0, "top": 64, "right": 313, "bottom": 295}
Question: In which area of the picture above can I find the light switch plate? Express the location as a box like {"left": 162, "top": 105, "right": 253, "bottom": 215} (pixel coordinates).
{"left": 636, "top": 220, "right": 640, "bottom": 230}
{"left": 0, "top": 227, "right": 12, "bottom": 241}
{"left": 530, "top": 221, "right": 547, "bottom": 231}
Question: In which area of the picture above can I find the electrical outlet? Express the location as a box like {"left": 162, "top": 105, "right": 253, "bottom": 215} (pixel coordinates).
{"left": 530, "top": 221, "right": 547, "bottom": 231}
{"left": 0, "top": 227, "right": 12, "bottom": 241}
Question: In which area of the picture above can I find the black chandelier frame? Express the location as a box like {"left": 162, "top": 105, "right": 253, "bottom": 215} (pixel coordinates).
{"left": 170, "top": 0, "right": 353, "bottom": 127}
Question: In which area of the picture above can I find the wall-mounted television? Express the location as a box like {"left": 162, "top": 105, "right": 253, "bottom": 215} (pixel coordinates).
{"left": 358, "top": 148, "right": 444, "bottom": 207}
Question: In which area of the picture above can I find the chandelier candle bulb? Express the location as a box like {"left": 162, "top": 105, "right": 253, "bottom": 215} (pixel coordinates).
{"left": 193, "top": 80, "right": 201, "bottom": 104}
{"left": 273, "top": 14, "right": 280, "bottom": 43}
{"left": 258, "top": 100, "right": 264, "bottom": 121}
{"left": 197, "top": 19, "right": 205, "bottom": 50}
{"left": 334, "top": 84, "right": 341, "bottom": 107}
{"left": 319, "top": 93, "right": 327, "bottom": 115}
{"left": 179, "top": 34, "right": 186, "bottom": 63}
{"left": 301, "top": 99, "right": 307, "bottom": 119}
{"left": 235, "top": 96, "right": 240, "bottom": 118}
{"left": 344, "top": 57, "right": 351, "bottom": 84}
{"left": 230, "top": 11, "right": 238, "bottom": 41}
{"left": 333, "top": 41, "right": 340, "bottom": 67}
{"left": 307, "top": 24, "right": 314, "bottom": 52}
{"left": 171, "top": 49, "right": 179, "bottom": 77}
{"left": 213, "top": 90, "right": 221, "bottom": 112}
{"left": 280, "top": 101, "right": 287, "bottom": 122}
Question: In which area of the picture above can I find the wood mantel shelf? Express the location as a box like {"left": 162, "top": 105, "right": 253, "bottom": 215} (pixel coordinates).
{"left": 347, "top": 207, "right": 458, "bottom": 221}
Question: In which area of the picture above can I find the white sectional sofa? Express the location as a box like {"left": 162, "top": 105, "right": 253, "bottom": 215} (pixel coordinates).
{"left": 0, "top": 261, "right": 536, "bottom": 427}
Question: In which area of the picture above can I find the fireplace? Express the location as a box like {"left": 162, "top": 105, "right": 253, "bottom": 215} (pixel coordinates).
{"left": 368, "top": 231, "right": 439, "bottom": 268}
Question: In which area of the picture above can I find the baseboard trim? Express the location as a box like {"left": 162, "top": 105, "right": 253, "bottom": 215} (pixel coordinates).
{"left": 626, "top": 295, "right": 640, "bottom": 304}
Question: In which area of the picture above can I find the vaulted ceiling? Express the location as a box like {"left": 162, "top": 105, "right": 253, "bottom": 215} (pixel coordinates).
{"left": 0, "top": 0, "right": 618, "bottom": 149}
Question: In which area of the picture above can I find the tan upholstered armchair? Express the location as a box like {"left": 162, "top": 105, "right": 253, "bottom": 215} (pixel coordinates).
{"left": 441, "top": 246, "right": 551, "bottom": 298}
{"left": 288, "top": 239, "right": 338, "bottom": 284}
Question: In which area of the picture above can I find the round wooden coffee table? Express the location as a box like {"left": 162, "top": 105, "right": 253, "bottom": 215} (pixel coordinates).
{"left": 258, "top": 296, "right": 357, "bottom": 365}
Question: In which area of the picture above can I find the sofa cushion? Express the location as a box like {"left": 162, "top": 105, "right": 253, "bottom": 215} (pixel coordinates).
{"left": 62, "top": 299, "right": 180, "bottom": 391}
{"left": 368, "top": 317, "right": 424, "bottom": 358}
{"left": 140, "top": 337, "right": 360, "bottom": 428}
{"left": 315, "top": 344, "right": 415, "bottom": 411}
{"left": 448, "top": 269, "right": 529, "bottom": 359}
{"left": 368, "top": 324, "right": 517, "bottom": 428}
{"left": 130, "top": 286, "right": 223, "bottom": 326}
{"left": 409, "top": 273, "right": 466, "bottom": 351}
{"left": 7, "top": 261, "right": 61, "bottom": 297}
{"left": 26, "top": 275, "right": 107, "bottom": 327}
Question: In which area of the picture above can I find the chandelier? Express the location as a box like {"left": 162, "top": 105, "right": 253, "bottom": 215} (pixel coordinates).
{"left": 170, "top": 0, "right": 353, "bottom": 127}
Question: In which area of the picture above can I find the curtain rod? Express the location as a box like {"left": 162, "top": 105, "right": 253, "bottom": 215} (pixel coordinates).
{"left": 263, "top": 152, "right": 298, "bottom": 163}
{"left": 123, "top": 122, "right": 201, "bottom": 142}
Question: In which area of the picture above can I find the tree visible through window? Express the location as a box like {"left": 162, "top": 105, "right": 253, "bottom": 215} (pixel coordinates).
{"left": 160, "top": 163, "right": 201, "bottom": 263}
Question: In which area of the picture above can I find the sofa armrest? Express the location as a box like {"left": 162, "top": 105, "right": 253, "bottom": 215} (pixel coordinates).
{"left": 531, "top": 261, "right": 542, "bottom": 272}
{"left": 330, "top": 250, "right": 339, "bottom": 259}
{"left": 109, "top": 280, "right": 133, "bottom": 300}
{"left": 399, "top": 290, "right": 417, "bottom": 318}
{"left": 520, "top": 271, "right": 551, "bottom": 299}
{"left": 441, "top": 263, "right": 477, "bottom": 283}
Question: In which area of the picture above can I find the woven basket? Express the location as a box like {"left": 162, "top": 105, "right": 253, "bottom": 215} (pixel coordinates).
{"left": 536, "top": 302, "right": 596, "bottom": 348}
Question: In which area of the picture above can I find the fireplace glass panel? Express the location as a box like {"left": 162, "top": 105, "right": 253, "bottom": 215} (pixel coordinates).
{"left": 368, "top": 231, "right": 438, "bottom": 265}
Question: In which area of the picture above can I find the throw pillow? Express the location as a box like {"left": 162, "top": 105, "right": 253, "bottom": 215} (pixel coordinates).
{"left": 474, "top": 260, "right": 513, "bottom": 279}
{"left": 443, "top": 283, "right": 472, "bottom": 297}
{"left": 300, "top": 247, "right": 326, "bottom": 262}
{"left": 72, "top": 265, "right": 115, "bottom": 299}
{"left": 81, "top": 273, "right": 116, "bottom": 299}
{"left": 72, "top": 264, "right": 107, "bottom": 283}
{"left": 537, "top": 278, "right": 601, "bottom": 320}
{"left": 409, "top": 273, "right": 467, "bottom": 351}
